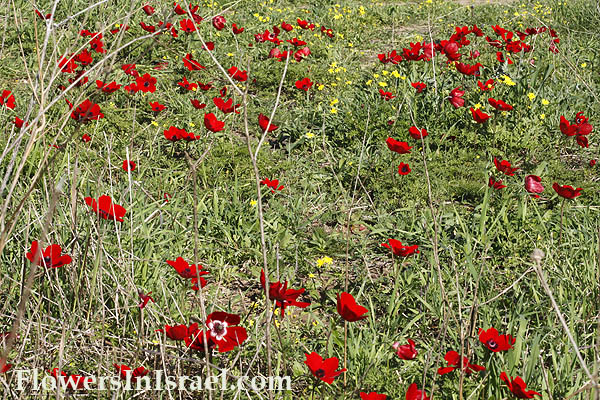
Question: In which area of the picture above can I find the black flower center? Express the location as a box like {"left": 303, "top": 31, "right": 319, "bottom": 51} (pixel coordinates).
{"left": 213, "top": 322, "right": 225, "bottom": 334}
{"left": 43, "top": 256, "right": 51, "bottom": 265}
{"left": 315, "top": 369, "right": 325, "bottom": 378}
{"left": 487, "top": 339, "right": 498, "bottom": 350}
{"left": 401, "top": 165, "right": 409, "bottom": 173}
{"left": 144, "top": 81, "right": 150, "bottom": 87}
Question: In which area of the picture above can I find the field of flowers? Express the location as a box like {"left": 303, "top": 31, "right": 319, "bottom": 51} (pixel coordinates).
{"left": 0, "top": 0, "right": 598, "bottom": 398}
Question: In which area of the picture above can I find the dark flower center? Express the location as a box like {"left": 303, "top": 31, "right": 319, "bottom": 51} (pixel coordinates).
{"left": 183, "top": 267, "right": 191, "bottom": 274}
{"left": 43, "top": 256, "right": 51, "bottom": 265}
{"left": 486, "top": 339, "right": 498, "bottom": 350}
{"left": 315, "top": 369, "right": 325, "bottom": 378}
{"left": 144, "top": 81, "right": 150, "bottom": 87}
{"left": 401, "top": 166, "right": 409, "bottom": 172}
{"left": 212, "top": 322, "right": 225, "bottom": 334}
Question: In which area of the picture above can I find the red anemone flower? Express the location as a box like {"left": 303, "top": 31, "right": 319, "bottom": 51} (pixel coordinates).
{"left": 1, "top": 361, "right": 12, "bottom": 373}
{"left": 179, "top": 19, "right": 197, "bottom": 33}
{"left": 0, "top": 90, "right": 16, "bottom": 109}
{"left": 142, "top": 5, "right": 154, "bottom": 15}
{"left": 488, "top": 98, "right": 513, "bottom": 111}
{"left": 96, "top": 80, "right": 121, "bottom": 93}
{"left": 411, "top": 82, "right": 426, "bottom": 93}
{"left": 204, "top": 113, "right": 225, "bottom": 133}
{"left": 489, "top": 177, "right": 506, "bottom": 190}
{"left": 136, "top": 73, "right": 157, "bottom": 93}
{"left": 260, "top": 269, "right": 310, "bottom": 318}
{"left": 406, "top": 383, "right": 430, "bottom": 400}
{"left": 89, "top": 37, "right": 106, "bottom": 53}
{"left": 478, "top": 79, "right": 495, "bottom": 91}
{"left": 281, "top": 21, "right": 293, "bottom": 31}
{"left": 183, "top": 53, "right": 205, "bottom": 71}
{"left": 408, "top": 126, "right": 428, "bottom": 140}
{"left": 398, "top": 162, "right": 411, "bottom": 175}
{"left": 448, "top": 87, "right": 465, "bottom": 108}
{"left": 190, "top": 99, "right": 206, "bottom": 109}
{"left": 471, "top": 107, "right": 490, "bottom": 123}
{"left": 157, "top": 323, "right": 199, "bottom": 341}
{"left": 260, "top": 178, "right": 284, "bottom": 193}
{"left": 295, "top": 77, "right": 313, "bottom": 91}
{"left": 114, "top": 364, "right": 149, "bottom": 381}
{"left": 386, "top": 138, "right": 412, "bottom": 154}
{"left": 122, "top": 63, "right": 139, "bottom": 77}
{"left": 84, "top": 195, "right": 126, "bottom": 222}
{"left": 138, "top": 291, "right": 155, "bottom": 309}
{"left": 455, "top": 62, "right": 482, "bottom": 76}
{"left": 174, "top": 3, "right": 199, "bottom": 14}
{"left": 140, "top": 21, "right": 156, "bottom": 33}
{"left": 304, "top": 352, "right": 346, "bottom": 384}
{"left": 149, "top": 101, "right": 166, "bottom": 112}
{"left": 228, "top": 66, "right": 248, "bottom": 81}
{"left": 122, "top": 160, "right": 136, "bottom": 172}
{"left": 552, "top": 182, "right": 582, "bottom": 199}
{"left": 336, "top": 292, "right": 369, "bottom": 322}
{"left": 213, "top": 97, "right": 240, "bottom": 114}
{"left": 205, "top": 312, "right": 248, "bottom": 352}
{"left": 71, "top": 99, "right": 104, "bottom": 123}
{"left": 163, "top": 126, "right": 199, "bottom": 141}
{"left": 49, "top": 369, "right": 92, "bottom": 390}
{"left": 258, "top": 113, "right": 278, "bottom": 132}
{"left": 212, "top": 15, "right": 226, "bottom": 30}
{"left": 525, "top": 175, "right": 544, "bottom": 197}
{"left": 294, "top": 46, "right": 311, "bottom": 62}
{"left": 494, "top": 157, "right": 518, "bottom": 176}
{"left": 202, "top": 42, "right": 215, "bottom": 51}
{"left": 379, "top": 89, "right": 395, "bottom": 101}
{"left": 177, "top": 76, "right": 197, "bottom": 91}
{"left": 500, "top": 372, "right": 541, "bottom": 398}
{"left": 81, "top": 134, "right": 91, "bottom": 142}
{"left": 232, "top": 23, "right": 244, "bottom": 34}
{"left": 35, "top": 9, "right": 52, "bottom": 20}
{"left": 478, "top": 327, "right": 515, "bottom": 352}
{"left": 437, "top": 350, "right": 485, "bottom": 375}
{"left": 26, "top": 241, "right": 73, "bottom": 268}
{"left": 166, "top": 257, "right": 209, "bottom": 290}
{"left": 393, "top": 339, "right": 417, "bottom": 360}
{"left": 381, "top": 239, "right": 419, "bottom": 257}
{"left": 360, "top": 392, "right": 387, "bottom": 400}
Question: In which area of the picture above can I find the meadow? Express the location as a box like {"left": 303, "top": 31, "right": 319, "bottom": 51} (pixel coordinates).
{"left": 0, "top": 0, "right": 599, "bottom": 398}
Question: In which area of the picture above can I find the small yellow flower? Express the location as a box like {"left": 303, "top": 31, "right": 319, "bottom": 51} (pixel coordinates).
{"left": 382, "top": 70, "right": 389, "bottom": 76}
{"left": 316, "top": 256, "right": 333, "bottom": 267}
{"left": 308, "top": 273, "right": 316, "bottom": 278}
{"left": 474, "top": 103, "right": 482, "bottom": 110}
{"left": 373, "top": 73, "right": 380, "bottom": 79}
{"left": 226, "top": 53, "right": 234, "bottom": 57}
{"left": 151, "top": 121, "right": 158, "bottom": 126}
{"left": 312, "top": 320, "right": 319, "bottom": 326}
{"left": 189, "top": 122, "right": 195, "bottom": 127}
{"left": 391, "top": 70, "right": 401, "bottom": 78}
{"left": 541, "top": 98, "right": 549, "bottom": 105}
{"left": 527, "top": 92, "right": 536, "bottom": 101}
{"left": 250, "top": 200, "right": 257, "bottom": 206}
{"left": 366, "top": 79, "right": 372, "bottom": 86}
{"left": 330, "top": 98, "right": 339, "bottom": 106}
{"left": 378, "top": 81, "right": 387, "bottom": 87}
{"left": 317, "top": 84, "right": 325, "bottom": 91}
{"left": 330, "top": 107, "right": 338, "bottom": 114}
{"left": 348, "top": 42, "right": 353, "bottom": 47}
{"left": 499, "top": 75, "right": 516, "bottom": 86}
{"left": 345, "top": 80, "right": 352, "bottom": 85}
{"left": 305, "top": 132, "right": 315, "bottom": 139}
{"left": 540, "top": 113, "right": 545, "bottom": 119}
{"left": 581, "top": 62, "right": 587, "bottom": 68}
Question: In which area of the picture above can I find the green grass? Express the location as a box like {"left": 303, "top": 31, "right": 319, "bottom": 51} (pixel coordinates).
{"left": 0, "top": 0, "right": 599, "bottom": 398}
